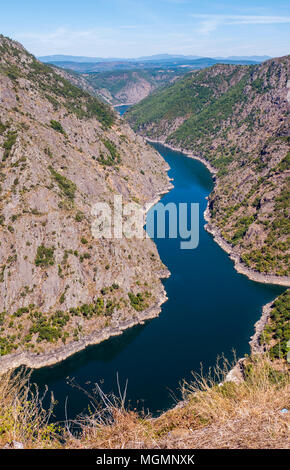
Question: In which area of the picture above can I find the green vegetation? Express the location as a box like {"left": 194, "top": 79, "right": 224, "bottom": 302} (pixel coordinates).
{"left": 277, "top": 152, "right": 290, "bottom": 172}
{"left": 238, "top": 181, "right": 290, "bottom": 274}
{"left": 79, "top": 252, "right": 91, "bottom": 262}
{"left": 170, "top": 73, "right": 249, "bottom": 154}
{"left": 127, "top": 70, "right": 215, "bottom": 127}
{"left": 2, "top": 131, "right": 17, "bottom": 161}
{"left": 97, "top": 139, "right": 121, "bottom": 166}
{"left": 127, "top": 58, "right": 290, "bottom": 276}
{"left": 126, "top": 66, "right": 255, "bottom": 174}
{"left": 26, "top": 59, "right": 115, "bottom": 126}
{"left": 0, "top": 335, "right": 17, "bottom": 355}
{"left": 0, "top": 289, "right": 119, "bottom": 355}
{"left": 75, "top": 211, "right": 85, "bottom": 222}
{"left": 4, "top": 65, "right": 22, "bottom": 81}
{"left": 251, "top": 77, "right": 271, "bottom": 94}
{"left": 29, "top": 311, "right": 68, "bottom": 343}
{"left": 128, "top": 292, "right": 149, "bottom": 312}
{"left": 48, "top": 166, "right": 77, "bottom": 201}
{"left": 35, "top": 245, "right": 55, "bottom": 267}
{"left": 0, "top": 120, "right": 8, "bottom": 135}
{"left": 231, "top": 216, "right": 255, "bottom": 245}
{"left": 50, "top": 120, "right": 65, "bottom": 134}
{"left": 262, "top": 290, "right": 290, "bottom": 360}
{"left": 241, "top": 247, "right": 289, "bottom": 275}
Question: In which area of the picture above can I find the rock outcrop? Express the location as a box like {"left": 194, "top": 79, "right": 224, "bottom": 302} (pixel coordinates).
{"left": 57, "top": 68, "right": 185, "bottom": 106}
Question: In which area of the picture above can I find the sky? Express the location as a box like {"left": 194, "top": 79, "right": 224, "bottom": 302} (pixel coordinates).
{"left": 1, "top": 0, "right": 290, "bottom": 58}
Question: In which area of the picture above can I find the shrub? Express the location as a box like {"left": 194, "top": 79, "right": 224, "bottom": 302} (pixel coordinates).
{"left": 75, "top": 211, "right": 84, "bottom": 222}
{"left": 261, "top": 290, "right": 290, "bottom": 360}
{"left": 35, "top": 245, "right": 55, "bottom": 267}
{"left": 50, "top": 120, "right": 65, "bottom": 134}
{"left": 128, "top": 292, "right": 148, "bottom": 311}
{"left": 97, "top": 139, "right": 121, "bottom": 166}
{"left": 2, "top": 131, "right": 17, "bottom": 161}
{"left": 49, "top": 166, "right": 76, "bottom": 201}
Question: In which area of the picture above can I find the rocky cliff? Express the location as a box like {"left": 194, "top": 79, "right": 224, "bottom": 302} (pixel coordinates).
{"left": 0, "top": 35, "right": 172, "bottom": 365}
{"left": 56, "top": 68, "right": 186, "bottom": 106}
{"left": 127, "top": 57, "right": 290, "bottom": 279}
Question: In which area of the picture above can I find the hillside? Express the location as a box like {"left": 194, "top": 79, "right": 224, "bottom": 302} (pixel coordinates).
{"left": 78, "top": 69, "right": 187, "bottom": 105}
{"left": 126, "top": 57, "right": 290, "bottom": 279}
{"left": 0, "top": 35, "right": 171, "bottom": 366}
{"left": 54, "top": 68, "right": 186, "bottom": 105}
{"left": 42, "top": 56, "right": 263, "bottom": 107}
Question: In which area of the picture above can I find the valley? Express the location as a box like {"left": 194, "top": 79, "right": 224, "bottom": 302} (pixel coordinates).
{"left": 0, "top": 34, "right": 288, "bottom": 451}
{"left": 126, "top": 57, "right": 290, "bottom": 280}
{"left": 41, "top": 55, "right": 266, "bottom": 107}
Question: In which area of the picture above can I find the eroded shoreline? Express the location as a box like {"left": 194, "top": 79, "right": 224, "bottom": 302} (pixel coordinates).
{"left": 0, "top": 286, "right": 169, "bottom": 374}
{"left": 146, "top": 138, "right": 288, "bottom": 366}
{"left": 1, "top": 139, "right": 287, "bottom": 375}
{"left": 147, "top": 138, "right": 290, "bottom": 288}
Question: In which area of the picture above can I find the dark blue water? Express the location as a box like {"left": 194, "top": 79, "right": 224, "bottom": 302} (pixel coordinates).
{"left": 115, "top": 105, "right": 131, "bottom": 115}
{"left": 31, "top": 143, "right": 284, "bottom": 422}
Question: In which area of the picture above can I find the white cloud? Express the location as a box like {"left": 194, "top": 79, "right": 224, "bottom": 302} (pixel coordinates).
{"left": 192, "top": 14, "right": 290, "bottom": 35}
{"left": 198, "top": 19, "right": 220, "bottom": 35}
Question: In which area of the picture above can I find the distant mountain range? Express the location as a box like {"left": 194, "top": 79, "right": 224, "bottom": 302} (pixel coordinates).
{"left": 39, "top": 53, "right": 271, "bottom": 64}
{"left": 38, "top": 55, "right": 270, "bottom": 74}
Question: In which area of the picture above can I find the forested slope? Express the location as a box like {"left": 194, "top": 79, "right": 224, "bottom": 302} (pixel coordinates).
{"left": 127, "top": 57, "right": 290, "bottom": 278}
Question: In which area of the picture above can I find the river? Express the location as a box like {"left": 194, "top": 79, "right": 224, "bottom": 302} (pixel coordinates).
{"left": 31, "top": 136, "right": 284, "bottom": 422}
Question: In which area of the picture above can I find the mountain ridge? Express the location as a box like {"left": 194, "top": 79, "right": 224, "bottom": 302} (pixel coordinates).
{"left": 53, "top": 67, "right": 187, "bottom": 105}
{"left": 38, "top": 53, "right": 270, "bottom": 63}
{"left": 38, "top": 57, "right": 260, "bottom": 74}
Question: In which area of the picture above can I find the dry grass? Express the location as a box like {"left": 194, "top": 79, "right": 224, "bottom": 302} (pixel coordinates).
{"left": 0, "top": 368, "right": 60, "bottom": 448}
{"left": 0, "top": 355, "right": 289, "bottom": 449}
{"left": 157, "top": 355, "right": 290, "bottom": 448}
{"left": 66, "top": 355, "right": 290, "bottom": 449}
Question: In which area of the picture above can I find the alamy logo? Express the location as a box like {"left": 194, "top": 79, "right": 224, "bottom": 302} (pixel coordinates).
{"left": 91, "top": 195, "right": 199, "bottom": 249}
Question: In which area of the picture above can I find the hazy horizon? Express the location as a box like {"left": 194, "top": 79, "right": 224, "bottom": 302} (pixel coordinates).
{"left": 37, "top": 52, "right": 273, "bottom": 61}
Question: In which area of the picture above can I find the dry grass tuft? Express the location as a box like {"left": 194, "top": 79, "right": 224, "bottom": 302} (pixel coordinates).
{"left": 66, "top": 354, "right": 289, "bottom": 449}
{"left": 0, "top": 355, "right": 289, "bottom": 449}
{"left": 156, "top": 354, "right": 290, "bottom": 448}
{"left": 0, "top": 368, "right": 60, "bottom": 448}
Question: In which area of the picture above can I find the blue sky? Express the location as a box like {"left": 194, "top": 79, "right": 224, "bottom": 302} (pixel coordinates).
{"left": 1, "top": 0, "right": 290, "bottom": 58}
